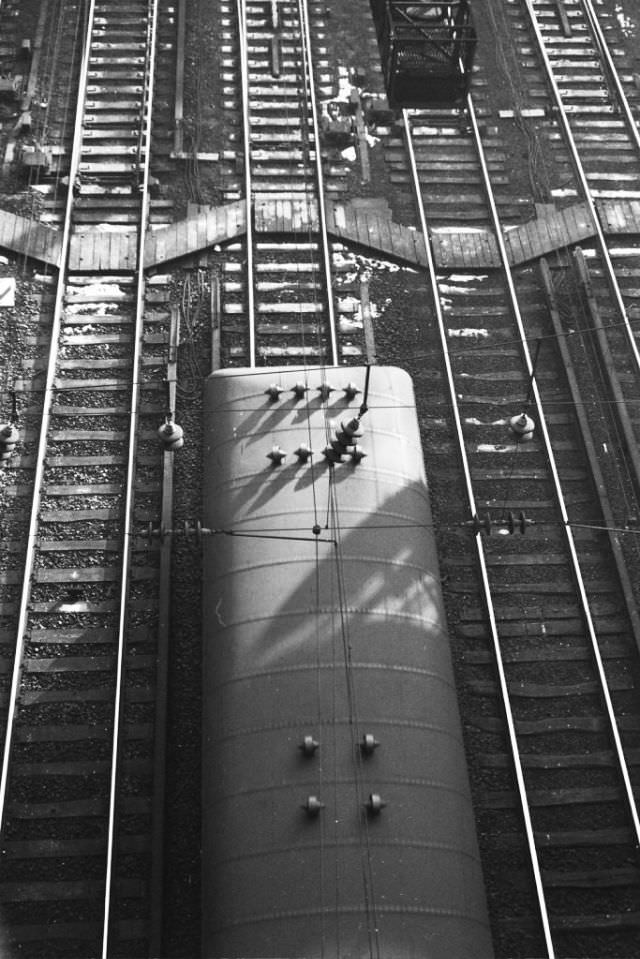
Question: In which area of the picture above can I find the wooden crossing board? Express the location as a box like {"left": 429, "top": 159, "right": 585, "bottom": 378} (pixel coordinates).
{"left": 0, "top": 210, "right": 62, "bottom": 267}
{"left": 254, "top": 194, "right": 319, "bottom": 233}
{"left": 432, "top": 230, "right": 501, "bottom": 270}
{"left": 3, "top": 196, "right": 639, "bottom": 275}
{"left": 597, "top": 198, "right": 640, "bottom": 234}
{"left": 68, "top": 232, "right": 138, "bottom": 272}
{"left": 504, "top": 202, "right": 594, "bottom": 265}
{"left": 144, "top": 200, "right": 246, "bottom": 267}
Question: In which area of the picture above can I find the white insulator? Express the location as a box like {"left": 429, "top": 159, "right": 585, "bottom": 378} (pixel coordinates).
{"left": 317, "top": 382, "right": 335, "bottom": 401}
{"left": 360, "top": 733, "right": 379, "bottom": 755}
{"left": 322, "top": 444, "right": 342, "bottom": 464}
{"left": 158, "top": 421, "right": 184, "bottom": 450}
{"left": 343, "top": 382, "right": 361, "bottom": 400}
{"left": 509, "top": 413, "right": 534, "bottom": 441}
{"left": 0, "top": 423, "right": 18, "bottom": 443}
{"left": 294, "top": 443, "right": 313, "bottom": 463}
{"left": 0, "top": 423, "right": 19, "bottom": 461}
{"left": 299, "top": 735, "right": 319, "bottom": 756}
{"left": 340, "top": 417, "right": 362, "bottom": 439}
{"left": 267, "top": 445, "right": 286, "bottom": 466}
{"left": 365, "top": 793, "right": 386, "bottom": 814}
{"left": 291, "top": 382, "right": 308, "bottom": 400}
{"left": 265, "top": 384, "right": 284, "bottom": 401}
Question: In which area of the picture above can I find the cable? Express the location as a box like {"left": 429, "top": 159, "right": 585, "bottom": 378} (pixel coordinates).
{"left": 328, "top": 472, "right": 380, "bottom": 959}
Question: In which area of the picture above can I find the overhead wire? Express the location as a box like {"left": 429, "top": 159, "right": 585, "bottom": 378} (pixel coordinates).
{"left": 327, "top": 473, "right": 380, "bottom": 959}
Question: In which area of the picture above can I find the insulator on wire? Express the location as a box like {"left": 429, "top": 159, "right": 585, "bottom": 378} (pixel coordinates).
{"left": 0, "top": 423, "right": 19, "bottom": 463}
{"left": 146, "top": 521, "right": 166, "bottom": 544}
{"left": 294, "top": 443, "right": 313, "bottom": 463}
{"left": 184, "top": 520, "right": 203, "bottom": 545}
{"left": 365, "top": 793, "right": 386, "bottom": 815}
{"left": 267, "top": 445, "right": 286, "bottom": 466}
{"left": 335, "top": 417, "right": 362, "bottom": 448}
{"left": 265, "top": 384, "right": 284, "bottom": 402}
{"left": 322, "top": 444, "right": 342, "bottom": 464}
{"left": 507, "top": 511, "right": 531, "bottom": 534}
{"left": 324, "top": 416, "right": 366, "bottom": 465}
{"left": 509, "top": 412, "right": 535, "bottom": 441}
{"left": 299, "top": 735, "right": 319, "bottom": 757}
{"left": 343, "top": 382, "right": 360, "bottom": 400}
{"left": 302, "top": 795, "right": 324, "bottom": 816}
{"left": 291, "top": 382, "right": 308, "bottom": 400}
{"left": 158, "top": 420, "right": 184, "bottom": 451}
{"left": 317, "top": 382, "right": 335, "bottom": 401}
{"left": 468, "top": 513, "right": 491, "bottom": 535}
{"left": 360, "top": 733, "right": 380, "bottom": 756}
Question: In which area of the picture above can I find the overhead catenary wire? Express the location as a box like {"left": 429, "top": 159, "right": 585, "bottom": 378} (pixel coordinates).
{"left": 327, "top": 472, "right": 381, "bottom": 959}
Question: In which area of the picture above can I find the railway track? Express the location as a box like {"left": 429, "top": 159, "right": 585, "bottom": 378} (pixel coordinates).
{"left": 219, "top": 0, "right": 370, "bottom": 368}
{"left": 401, "top": 11, "right": 640, "bottom": 951}
{"left": 1, "top": 0, "right": 640, "bottom": 956}
{"left": 0, "top": 2, "right": 173, "bottom": 956}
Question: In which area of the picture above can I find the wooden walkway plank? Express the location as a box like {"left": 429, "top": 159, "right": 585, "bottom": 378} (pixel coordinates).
{"left": 170, "top": 222, "right": 185, "bottom": 262}
{"left": 138, "top": 196, "right": 640, "bottom": 272}
{"left": 563, "top": 205, "right": 585, "bottom": 244}
{"left": 432, "top": 234, "right": 452, "bottom": 269}
{"left": 412, "top": 229, "right": 428, "bottom": 268}
{"left": 153, "top": 227, "right": 168, "bottom": 266}
{"left": 111, "top": 235, "right": 123, "bottom": 272}
{"left": 629, "top": 200, "right": 640, "bottom": 231}
{"left": 466, "top": 234, "right": 486, "bottom": 269}
{"left": 194, "top": 212, "right": 207, "bottom": 251}
{"left": 543, "top": 214, "right": 561, "bottom": 254}
{"left": 505, "top": 228, "right": 524, "bottom": 266}
{"left": 0, "top": 211, "right": 62, "bottom": 267}
{"left": 28, "top": 225, "right": 48, "bottom": 265}
{"left": 376, "top": 216, "right": 393, "bottom": 256}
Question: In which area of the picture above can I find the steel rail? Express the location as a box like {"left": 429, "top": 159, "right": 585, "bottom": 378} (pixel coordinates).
{"left": 0, "top": 0, "right": 97, "bottom": 838}
{"left": 239, "top": 0, "right": 338, "bottom": 367}
{"left": 522, "top": 0, "right": 640, "bottom": 378}
{"left": 469, "top": 62, "right": 640, "bottom": 919}
{"left": 402, "top": 109, "right": 555, "bottom": 959}
{"left": 466, "top": 69, "right": 640, "bottom": 917}
{"left": 580, "top": 0, "right": 640, "bottom": 155}
{"left": 148, "top": 302, "right": 180, "bottom": 957}
{"left": 237, "top": 0, "right": 256, "bottom": 365}
{"left": 103, "top": 0, "right": 162, "bottom": 954}
{"left": 405, "top": 21, "right": 640, "bottom": 934}
{"left": 296, "top": 0, "right": 338, "bottom": 366}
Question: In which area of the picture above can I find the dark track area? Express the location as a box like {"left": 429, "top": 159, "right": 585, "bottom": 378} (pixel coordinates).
{"left": 0, "top": 1, "right": 640, "bottom": 957}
